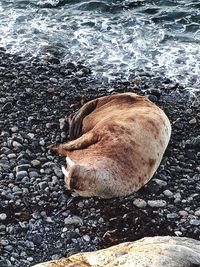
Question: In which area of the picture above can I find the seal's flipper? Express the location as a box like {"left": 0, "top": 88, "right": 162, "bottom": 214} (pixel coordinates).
{"left": 69, "top": 99, "right": 98, "bottom": 140}
{"left": 49, "top": 131, "right": 98, "bottom": 156}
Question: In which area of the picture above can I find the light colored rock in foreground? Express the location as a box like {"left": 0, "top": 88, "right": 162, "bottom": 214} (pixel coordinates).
{"left": 32, "top": 236, "right": 200, "bottom": 267}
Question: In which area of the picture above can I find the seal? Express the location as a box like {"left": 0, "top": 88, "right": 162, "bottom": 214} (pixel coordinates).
{"left": 49, "top": 92, "right": 171, "bottom": 198}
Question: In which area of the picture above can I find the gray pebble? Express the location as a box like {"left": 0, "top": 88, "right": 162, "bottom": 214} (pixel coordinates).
{"left": 147, "top": 200, "right": 167, "bottom": 208}
{"left": 31, "top": 159, "right": 41, "bottom": 167}
{"left": 29, "top": 171, "right": 39, "bottom": 178}
{"left": 7, "top": 153, "right": 16, "bottom": 159}
{"left": 0, "top": 259, "right": 12, "bottom": 267}
{"left": 27, "top": 133, "right": 35, "bottom": 139}
{"left": 64, "top": 215, "right": 83, "bottom": 226}
{"left": 5, "top": 245, "right": 13, "bottom": 251}
{"left": 16, "top": 170, "right": 28, "bottom": 180}
{"left": 82, "top": 235, "right": 90, "bottom": 242}
{"left": 194, "top": 210, "right": 200, "bottom": 217}
{"left": 190, "top": 219, "right": 200, "bottom": 226}
{"left": 39, "top": 181, "right": 48, "bottom": 190}
{"left": 54, "top": 166, "right": 63, "bottom": 178}
{"left": 16, "top": 164, "right": 30, "bottom": 172}
{"left": 163, "top": 189, "right": 174, "bottom": 198}
{"left": 167, "top": 213, "right": 178, "bottom": 219}
{"left": 2, "top": 102, "right": 13, "bottom": 111}
{"left": 154, "top": 179, "right": 167, "bottom": 187}
{"left": 133, "top": 198, "right": 147, "bottom": 208}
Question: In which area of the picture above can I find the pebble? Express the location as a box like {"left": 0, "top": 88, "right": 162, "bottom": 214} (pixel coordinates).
{"left": 179, "top": 210, "right": 189, "bottom": 217}
{"left": 31, "top": 159, "right": 41, "bottom": 167}
{"left": 53, "top": 166, "right": 63, "bottom": 178}
{"left": 154, "top": 179, "right": 168, "bottom": 187}
{"left": 13, "top": 141, "right": 23, "bottom": 148}
{"left": 46, "top": 217, "right": 54, "bottom": 223}
{"left": 167, "top": 213, "right": 178, "bottom": 219}
{"left": 11, "top": 126, "right": 18, "bottom": 133}
{"left": 29, "top": 171, "right": 39, "bottom": 178}
{"left": 133, "top": 198, "right": 147, "bottom": 208}
{"left": 163, "top": 189, "right": 174, "bottom": 198}
{"left": 0, "top": 213, "right": 7, "bottom": 221}
{"left": 190, "top": 219, "right": 200, "bottom": 226}
{"left": 16, "top": 164, "right": 31, "bottom": 172}
{"left": 64, "top": 215, "right": 83, "bottom": 226}
{"left": 147, "top": 200, "right": 167, "bottom": 208}
{"left": 39, "top": 181, "right": 48, "bottom": 190}
{"left": 82, "top": 235, "right": 90, "bottom": 242}
{"left": 2, "top": 102, "right": 13, "bottom": 111}
{"left": 189, "top": 117, "right": 197, "bottom": 124}
{"left": 194, "top": 210, "right": 200, "bottom": 217}
{"left": 16, "top": 170, "right": 28, "bottom": 180}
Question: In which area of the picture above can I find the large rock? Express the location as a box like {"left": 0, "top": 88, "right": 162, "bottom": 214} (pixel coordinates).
{"left": 32, "top": 236, "right": 200, "bottom": 267}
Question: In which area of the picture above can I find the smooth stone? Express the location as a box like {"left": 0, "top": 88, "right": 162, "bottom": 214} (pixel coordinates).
{"left": 0, "top": 259, "right": 12, "bottom": 267}
{"left": 32, "top": 236, "right": 200, "bottom": 267}
{"left": 190, "top": 219, "right": 200, "bottom": 226}
{"left": 7, "top": 153, "right": 17, "bottom": 159}
{"left": 133, "top": 198, "right": 147, "bottom": 208}
{"left": 82, "top": 235, "right": 90, "bottom": 242}
{"left": 0, "top": 213, "right": 7, "bottom": 221}
{"left": 64, "top": 215, "right": 83, "bottom": 226}
{"left": 16, "top": 170, "right": 28, "bottom": 180}
{"left": 12, "top": 141, "right": 22, "bottom": 148}
{"left": 29, "top": 171, "right": 40, "bottom": 178}
{"left": 189, "top": 118, "right": 197, "bottom": 124}
{"left": 163, "top": 189, "right": 174, "bottom": 198}
{"left": 39, "top": 182, "right": 48, "bottom": 190}
{"left": 147, "top": 200, "right": 167, "bottom": 208}
{"left": 31, "top": 160, "right": 41, "bottom": 168}
{"left": 194, "top": 210, "right": 200, "bottom": 217}
{"left": 167, "top": 213, "right": 178, "bottom": 219}
{"left": 53, "top": 167, "right": 63, "bottom": 178}
{"left": 154, "top": 179, "right": 167, "bottom": 187}
{"left": 16, "top": 164, "right": 31, "bottom": 172}
{"left": 2, "top": 102, "right": 13, "bottom": 111}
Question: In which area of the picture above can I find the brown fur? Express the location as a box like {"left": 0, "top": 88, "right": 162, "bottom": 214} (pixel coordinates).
{"left": 49, "top": 92, "right": 171, "bottom": 198}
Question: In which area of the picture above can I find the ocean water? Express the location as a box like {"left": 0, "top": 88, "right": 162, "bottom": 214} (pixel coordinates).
{"left": 0, "top": 0, "right": 200, "bottom": 88}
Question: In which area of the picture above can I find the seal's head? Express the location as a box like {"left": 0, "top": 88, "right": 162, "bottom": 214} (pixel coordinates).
{"left": 62, "top": 157, "right": 97, "bottom": 197}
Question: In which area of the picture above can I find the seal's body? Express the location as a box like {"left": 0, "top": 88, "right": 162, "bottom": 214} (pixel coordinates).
{"left": 50, "top": 92, "right": 171, "bottom": 198}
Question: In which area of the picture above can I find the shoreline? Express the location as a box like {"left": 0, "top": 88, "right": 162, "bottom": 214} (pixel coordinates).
{"left": 0, "top": 50, "right": 200, "bottom": 267}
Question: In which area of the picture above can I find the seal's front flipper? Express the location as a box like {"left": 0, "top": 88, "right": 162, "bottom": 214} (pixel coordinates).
{"left": 69, "top": 99, "right": 98, "bottom": 140}
{"left": 49, "top": 131, "right": 98, "bottom": 156}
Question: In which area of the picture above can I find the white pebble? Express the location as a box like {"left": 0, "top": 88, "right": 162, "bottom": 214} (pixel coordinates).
{"left": 0, "top": 213, "right": 7, "bottom": 221}
{"left": 133, "top": 198, "right": 147, "bottom": 208}
{"left": 147, "top": 200, "right": 167, "bottom": 208}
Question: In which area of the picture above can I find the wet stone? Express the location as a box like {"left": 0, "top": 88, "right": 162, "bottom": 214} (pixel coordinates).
{"left": 29, "top": 171, "right": 40, "bottom": 178}
{"left": 53, "top": 166, "right": 63, "bottom": 178}
{"left": 64, "top": 215, "right": 83, "bottom": 226}
{"left": 16, "top": 170, "right": 28, "bottom": 180}
{"left": 39, "top": 181, "right": 48, "bottom": 190}
{"left": 2, "top": 102, "right": 13, "bottom": 111}
{"left": 167, "top": 213, "right": 178, "bottom": 219}
{"left": 133, "top": 198, "right": 147, "bottom": 208}
{"left": 16, "top": 164, "right": 31, "bottom": 172}
{"left": 163, "top": 189, "right": 174, "bottom": 198}
{"left": 147, "top": 200, "right": 167, "bottom": 208}
{"left": 190, "top": 219, "right": 200, "bottom": 226}
{"left": 31, "top": 159, "right": 41, "bottom": 168}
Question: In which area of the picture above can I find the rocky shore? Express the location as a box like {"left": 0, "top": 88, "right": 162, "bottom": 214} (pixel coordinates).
{"left": 0, "top": 48, "right": 200, "bottom": 267}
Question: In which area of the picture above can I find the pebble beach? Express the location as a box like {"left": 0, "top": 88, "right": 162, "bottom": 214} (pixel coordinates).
{"left": 0, "top": 49, "right": 200, "bottom": 266}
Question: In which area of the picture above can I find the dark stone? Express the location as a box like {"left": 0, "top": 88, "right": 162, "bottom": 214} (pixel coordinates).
{"left": 2, "top": 102, "right": 13, "bottom": 111}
